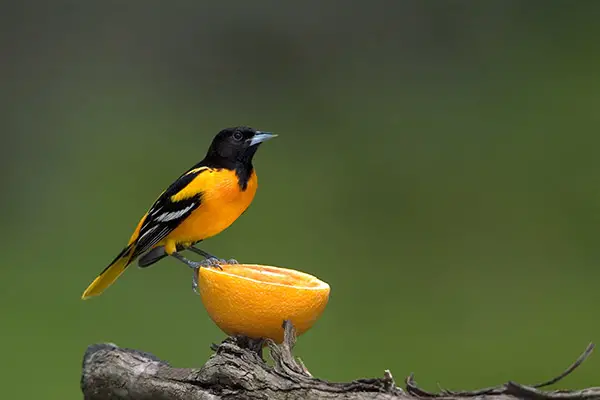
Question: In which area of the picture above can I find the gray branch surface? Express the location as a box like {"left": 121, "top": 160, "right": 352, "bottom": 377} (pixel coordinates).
{"left": 81, "top": 321, "right": 599, "bottom": 400}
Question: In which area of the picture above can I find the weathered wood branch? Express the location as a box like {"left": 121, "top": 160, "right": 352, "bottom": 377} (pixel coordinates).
{"left": 81, "top": 321, "right": 599, "bottom": 400}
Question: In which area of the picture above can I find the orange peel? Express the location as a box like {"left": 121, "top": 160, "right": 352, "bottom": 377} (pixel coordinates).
{"left": 197, "top": 264, "right": 330, "bottom": 343}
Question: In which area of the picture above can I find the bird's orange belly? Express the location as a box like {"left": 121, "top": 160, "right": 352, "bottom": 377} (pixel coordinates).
{"left": 160, "top": 171, "right": 258, "bottom": 251}
{"left": 169, "top": 200, "right": 251, "bottom": 242}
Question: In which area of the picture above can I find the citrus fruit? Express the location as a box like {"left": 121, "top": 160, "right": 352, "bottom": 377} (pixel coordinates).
{"left": 197, "top": 264, "right": 330, "bottom": 343}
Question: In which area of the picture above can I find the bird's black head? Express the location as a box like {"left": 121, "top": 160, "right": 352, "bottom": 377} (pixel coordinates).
{"left": 204, "top": 126, "right": 276, "bottom": 170}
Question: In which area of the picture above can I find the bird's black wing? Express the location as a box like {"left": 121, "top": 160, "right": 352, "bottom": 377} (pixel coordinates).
{"left": 131, "top": 167, "right": 208, "bottom": 259}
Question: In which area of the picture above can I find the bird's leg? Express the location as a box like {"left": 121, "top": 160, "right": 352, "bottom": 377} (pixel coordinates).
{"left": 187, "top": 246, "right": 215, "bottom": 259}
{"left": 170, "top": 251, "right": 202, "bottom": 269}
{"left": 170, "top": 251, "right": 223, "bottom": 294}
{"left": 188, "top": 245, "right": 239, "bottom": 265}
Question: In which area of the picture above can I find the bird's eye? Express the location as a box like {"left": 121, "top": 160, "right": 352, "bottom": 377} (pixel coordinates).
{"left": 233, "top": 132, "right": 244, "bottom": 141}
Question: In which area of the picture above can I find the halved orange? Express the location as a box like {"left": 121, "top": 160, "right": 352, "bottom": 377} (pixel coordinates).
{"left": 197, "top": 264, "right": 330, "bottom": 343}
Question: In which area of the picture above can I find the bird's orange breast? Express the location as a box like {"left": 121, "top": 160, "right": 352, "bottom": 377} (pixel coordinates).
{"left": 162, "top": 169, "right": 258, "bottom": 246}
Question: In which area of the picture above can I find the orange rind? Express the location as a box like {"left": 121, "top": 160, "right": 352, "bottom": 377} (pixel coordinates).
{"left": 197, "top": 264, "right": 330, "bottom": 343}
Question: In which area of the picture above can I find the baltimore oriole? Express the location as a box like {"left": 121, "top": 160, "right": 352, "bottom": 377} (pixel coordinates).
{"left": 81, "top": 126, "right": 276, "bottom": 299}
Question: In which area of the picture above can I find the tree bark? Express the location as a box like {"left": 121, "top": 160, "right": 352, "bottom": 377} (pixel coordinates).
{"left": 81, "top": 321, "right": 599, "bottom": 400}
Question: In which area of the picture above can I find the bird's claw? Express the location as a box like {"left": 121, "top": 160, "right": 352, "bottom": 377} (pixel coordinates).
{"left": 199, "top": 257, "right": 225, "bottom": 270}
{"left": 190, "top": 257, "right": 238, "bottom": 294}
{"left": 198, "top": 257, "right": 239, "bottom": 268}
{"left": 192, "top": 273, "right": 199, "bottom": 294}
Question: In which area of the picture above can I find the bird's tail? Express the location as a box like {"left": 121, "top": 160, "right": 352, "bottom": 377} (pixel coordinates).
{"left": 81, "top": 244, "right": 136, "bottom": 299}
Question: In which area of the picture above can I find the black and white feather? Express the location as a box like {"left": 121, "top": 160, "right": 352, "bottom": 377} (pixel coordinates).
{"left": 131, "top": 168, "right": 205, "bottom": 259}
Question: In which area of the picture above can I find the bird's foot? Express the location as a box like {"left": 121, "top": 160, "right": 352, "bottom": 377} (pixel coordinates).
{"left": 190, "top": 258, "right": 239, "bottom": 294}
{"left": 199, "top": 257, "right": 225, "bottom": 270}
{"left": 198, "top": 257, "right": 237, "bottom": 269}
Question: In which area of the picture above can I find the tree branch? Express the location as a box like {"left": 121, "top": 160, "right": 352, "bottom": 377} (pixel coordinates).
{"left": 81, "top": 321, "right": 598, "bottom": 400}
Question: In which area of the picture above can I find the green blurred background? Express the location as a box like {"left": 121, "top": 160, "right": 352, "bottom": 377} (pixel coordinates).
{"left": 2, "top": 1, "right": 600, "bottom": 398}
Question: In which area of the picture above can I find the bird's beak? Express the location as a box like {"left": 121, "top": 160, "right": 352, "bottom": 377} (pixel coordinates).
{"left": 249, "top": 132, "right": 277, "bottom": 146}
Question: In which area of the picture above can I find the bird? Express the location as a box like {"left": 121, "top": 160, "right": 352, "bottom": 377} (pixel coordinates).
{"left": 81, "top": 126, "right": 277, "bottom": 299}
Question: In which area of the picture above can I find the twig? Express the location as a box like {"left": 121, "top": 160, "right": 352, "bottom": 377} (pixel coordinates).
{"left": 531, "top": 343, "right": 595, "bottom": 388}
{"left": 406, "top": 343, "right": 596, "bottom": 398}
